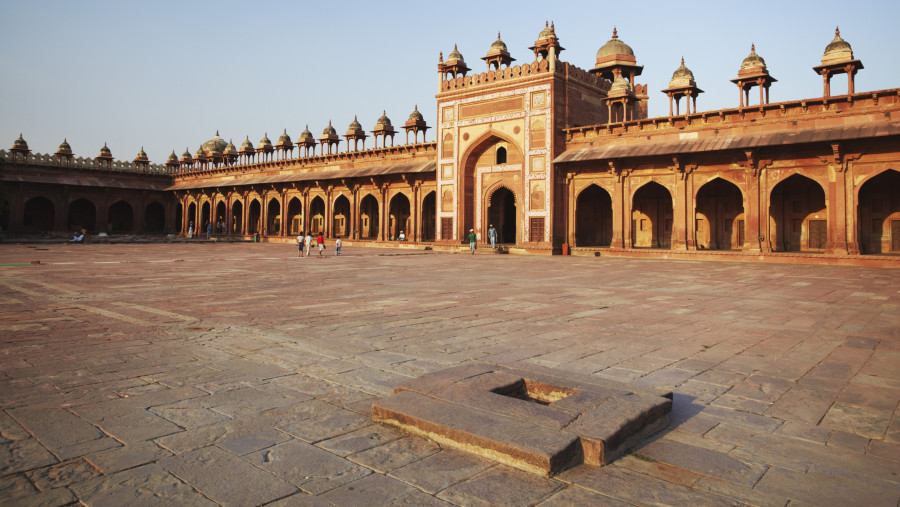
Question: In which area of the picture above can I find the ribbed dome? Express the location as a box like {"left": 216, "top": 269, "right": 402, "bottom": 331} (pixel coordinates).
{"left": 167, "top": 151, "right": 179, "bottom": 163}
{"left": 202, "top": 131, "right": 228, "bottom": 154}
{"left": 822, "top": 27, "right": 854, "bottom": 64}
{"left": 299, "top": 125, "right": 314, "bottom": 140}
{"left": 181, "top": 148, "right": 193, "bottom": 161}
{"left": 98, "top": 142, "right": 113, "bottom": 158}
{"left": 56, "top": 138, "right": 72, "bottom": 154}
{"left": 490, "top": 33, "right": 507, "bottom": 52}
{"left": 408, "top": 105, "right": 424, "bottom": 122}
{"left": 348, "top": 116, "right": 362, "bottom": 131}
{"left": 12, "top": 134, "right": 29, "bottom": 151}
{"left": 277, "top": 129, "right": 292, "bottom": 144}
{"left": 134, "top": 147, "right": 149, "bottom": 161}
{"left": 223, "top": 140, "right": 238, "bottom": 155}
{"left": 375, "top": 111, "right": 392, "bottom": 127}
{"left": 609, "top": 73, "right": 633, "bottom": 93}
{"left": 194, "top": 146, "right": 207, "bottom": 159}
{"left": 240, "top": 136, "right": 254, "bottom": 150}
{"left": 740, "top": 44, "right": 767, "bottom": 71}
{"left": 257, "top": 133, "right": 272, "bottom": 150}
{"left": 322, "top": 121, "right": 337, "bottom": 136}
{"left": 596, "top": 27, "right": 634, "bottom": 59}
{"left": 447, "top": 44, "right": 465, "bottom": 63}
{"left": 668, "top": 58, "right": 697, "bottom": 91}
{"left": 537, "top": 21, "right": 554, "bottom": 41}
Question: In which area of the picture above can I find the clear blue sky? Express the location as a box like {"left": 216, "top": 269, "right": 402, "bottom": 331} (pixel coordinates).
{"left": 2, "top": 0, "right": 898, "bottom": 164}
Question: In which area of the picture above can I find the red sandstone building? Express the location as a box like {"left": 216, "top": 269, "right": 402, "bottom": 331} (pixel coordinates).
{"left": 2, "top": 26, "right": 898, "bottom": 262}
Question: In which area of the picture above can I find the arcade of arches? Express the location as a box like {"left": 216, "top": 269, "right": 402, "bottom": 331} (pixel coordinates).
{"left": 175, "top": 183, "right": 437, "bottom": 243}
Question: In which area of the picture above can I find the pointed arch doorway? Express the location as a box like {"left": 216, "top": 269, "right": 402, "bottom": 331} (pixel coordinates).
{"left": 487, "top": 187, "right": 516, "bottom": 244}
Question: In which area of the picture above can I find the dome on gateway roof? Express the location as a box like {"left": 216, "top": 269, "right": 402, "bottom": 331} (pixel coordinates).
{"left": 596, "top": 27, "right": 634, "bottom": 59}
{"left": 671, "top": 57, "right": 694, "bottom": 81}
{"left": 408, "top": 105, "right": 424, "bottom": 122}
{"left": 740, "top": 44, "right": 767, "bottom": 70}
{"left": 375, "top": 111, "right": 392, "bottom": 127}
{"left": 202, "top": 131, "right": 228, "bottom": 154}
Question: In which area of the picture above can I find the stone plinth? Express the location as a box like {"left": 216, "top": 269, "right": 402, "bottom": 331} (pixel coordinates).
{"left": 371, "top": 361, "right": 672, "bottom": 476}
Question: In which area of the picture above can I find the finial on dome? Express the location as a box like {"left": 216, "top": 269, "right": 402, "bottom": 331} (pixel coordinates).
{"left": 835, "top": 26, "right": 840, "bottom": 37}
{"left": 497, "top": 32, "right": 501, "bottom": 40}
{"left": 612, "top": 27, "right": 618, "bottom": 39}
{"left": 681, "top": 56, "right": 685, "bottom": 66}
{"left": 216, "top": 130, "right": 219, "bottom": 136}
{"left": 439, "top": 51, "right": 443, "bottom": 62}
{"left": 751, "top": 43, "right": 755, "bottom": 52}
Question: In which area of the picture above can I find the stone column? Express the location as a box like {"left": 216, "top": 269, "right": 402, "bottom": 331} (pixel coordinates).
{"left": 611, "top": 165, "right": 626, "bottom": 249}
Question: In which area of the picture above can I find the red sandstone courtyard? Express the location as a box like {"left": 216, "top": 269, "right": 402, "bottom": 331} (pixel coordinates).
{"left": 0, "top": 242, "right": 898, "bottom": 505}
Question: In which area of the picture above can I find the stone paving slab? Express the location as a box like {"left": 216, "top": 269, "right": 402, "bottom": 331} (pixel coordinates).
{"left": 0, "top": 242, "right": 899, "bottom": 505}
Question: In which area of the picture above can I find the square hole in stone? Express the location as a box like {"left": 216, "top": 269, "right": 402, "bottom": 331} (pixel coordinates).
{"left": 494, "top": 378, "right": 578, "bottom": 405}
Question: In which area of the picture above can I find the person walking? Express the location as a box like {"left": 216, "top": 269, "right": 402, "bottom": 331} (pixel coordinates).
{"left": 316, "top": 232, "right": 325, "bottom": 257}
{"left": 335, "top": 237, "right": 342, "bottom": 256}
{"left": 206, "top": 223, "right": 212, "bottom": 240}
{"left": 467, "top": 228, "right": 477, "bottom": 255}
{"left": 304, "top": 232, "right": 312, "bottom": 257}
{"left": 187, "top": 222, "right": 193, "bottom": 239}
{"left": 297, "top": 231, "right": 304, "bottom": 257}
{"left": 488, "top": 224, "right": 498, "bottom": 250}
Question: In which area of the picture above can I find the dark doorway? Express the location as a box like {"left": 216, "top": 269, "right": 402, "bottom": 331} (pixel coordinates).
{"left": 421, "top": 191, "right": 436, "bottom": 241}
{"left": 487, "top": 187, "right": 516, "bottom": 244}
{"left": 145, "top": 202, "right": 165, "bottom": 233}
{"left": 575, "top": 185, "right": 612, "bottom": 247}
{"left": 770, "top": 174, "right": 827, "bottom": 252}
{"left": 68, "top": 198, "right": 96, "bottom": 232}
{"left": 695, "top": 179, "right": 744, "bottom": 250}
{"left": 333, "top": 195, "right": 350, "bottom": 237}
{"left": 287, "top": 197, "right": 303, "bottom": 235}
{"left": 108, "top": 201, "right": 134, "bottom": 233}
{"left": 231, "top": 200, "right": 243, "bottom": 234}
{"left": 248, "top": 200, "right": 261, "bottom": 234}
{"left": 309, "top": 196, "right": 325, "bottom": 235}
{"left": 632, "top": 182, "right": 673, "bottom": 248}
{"left": 857, "top": 170, "right": 900, "bottom": 254}
{"left": 389, "top": 194, "right": 410, "bottom": 240}
{"left": 24, "top": 196, "right": 55, "bottom": 232}
{"left": 267, "top": 198, "right": 281, "bottom": 235}
{"left": 359, "top": 194, "right": 378, "bottom": 239}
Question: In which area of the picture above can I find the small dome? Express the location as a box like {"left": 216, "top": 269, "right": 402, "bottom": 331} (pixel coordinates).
{"left": 11, "top": 133, "right": 29, "bottom": 151}
{"left": 447, "top": 44, "right": 465, "bottom": 64}
{"left": 322, "top": 121, "right": 337, "bottom": 136}
{"left": 223, "top": 139, "right": 238, "bottom": 155}
{"left": 609, "top": 73, "right": 633, "bottom": 93}
{"left": 299, "top": 125, "right": 314, "bottom": 141}
{"left": 596, "top": 27, "right": 635, "bottom": 60}
{"left": 277, "top": 129, "right": 292, "bottom": 144}
{"left": 194, "top": 146, "right": 207, "bottom": 159}
{"left": 134, "top": 147, "right": 149, "bottom": 161}
{"left": 257, "top": 133, "right": 272, "bottom": 150}
{"left": 490, "top": 32, "right": 508, "bottom": 52}
{"left": 98, "top": 142, "right": 113, "bottom": 158}
{"left": 537, "top": 21, "right": 555, "bottom": 41}
{"left": 181, "top": 148, "right": 193, "bottom": 160}
{"left": 202, "top": 131, "right": 228, "bottom": 154}
{"left": 376, "top": 111, "right": 392, "bottom": 127}
{"left": 240, "top": 136, "right": 254, "bottom": 150}
{"left": 167, "top": 151, "right": 179, "bottom": 163}
{"left": 408, "top": 105, "right": 424, "bottom": 122}
{"left": 348, "top": 116, "right": 362, "bottom": 131}
{"left": 669, "top": 57, "right": 696, "bottom": 89}
{"left": 822, "top": 27, "right": 854, "bottom": 64}
{"left": 740, "top": 44, "right": 767, "bottom": 71}
{"left": 56, "top": 138, "right": 72, "bottom": 154}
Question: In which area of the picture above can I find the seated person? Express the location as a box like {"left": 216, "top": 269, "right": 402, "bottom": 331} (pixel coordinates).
{"left": 398, "top": 231, "right": 406, "bottom": 241}
{"left": 69, "top": 229, "right": 86, "bottom": 242}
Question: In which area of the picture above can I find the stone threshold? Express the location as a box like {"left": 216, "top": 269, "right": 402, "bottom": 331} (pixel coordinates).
{"left": 372, "top": 361, "right": 672, "bottom": 477}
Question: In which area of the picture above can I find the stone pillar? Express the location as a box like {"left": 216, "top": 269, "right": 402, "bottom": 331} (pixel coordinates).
{"left": 672, "top": 171, "right": 688, "bottom": 250}
{"left": 611, "top": 168, "right": 626, "bottom": 249}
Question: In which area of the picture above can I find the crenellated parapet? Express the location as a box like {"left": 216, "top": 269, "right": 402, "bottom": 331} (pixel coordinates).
{"left": 439, "top": 59, "right": 610, "bottom": 94}
{"left": 0, "top": 149, "right": 169, "bottom": 174}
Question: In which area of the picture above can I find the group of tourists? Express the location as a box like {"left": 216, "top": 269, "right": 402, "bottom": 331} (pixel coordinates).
{"left": 468, "top": 224, "right": 499, "bottom": 254}
{"left": 297, "top": 232, "right": 342, "bottom": 257}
